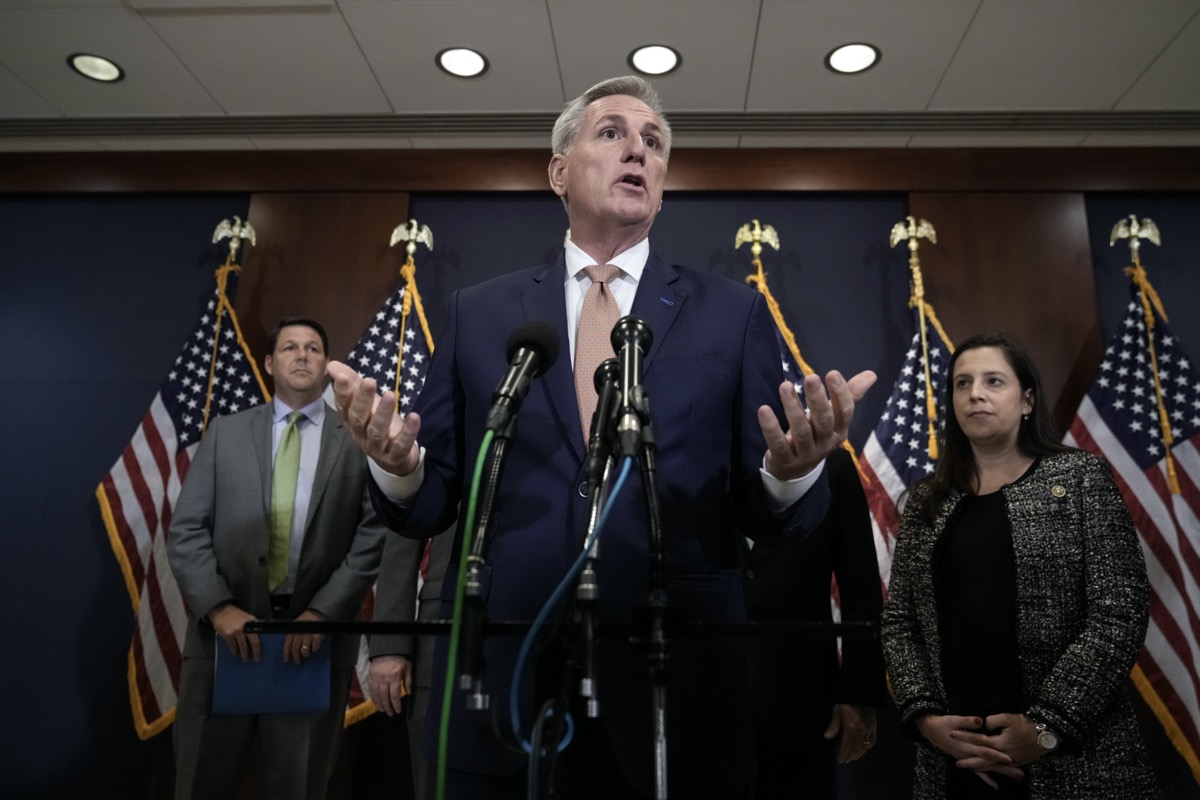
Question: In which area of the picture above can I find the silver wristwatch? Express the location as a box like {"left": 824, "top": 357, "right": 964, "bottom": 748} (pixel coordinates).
{"left": 1034, "top": 720, "right": 1060, "bottom": 751}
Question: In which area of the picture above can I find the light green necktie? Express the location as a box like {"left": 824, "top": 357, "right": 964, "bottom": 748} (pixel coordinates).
{"left": 269, "top": 410, "right": 303, "bottom": 591}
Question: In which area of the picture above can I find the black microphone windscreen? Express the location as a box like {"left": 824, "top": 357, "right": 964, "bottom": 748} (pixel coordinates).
{"left": 593, "top": 358, "right": 620, "bottom": 393}
{"left": 610, "top": 315, "right": 652, "bottom": 354}
{"left": 505, "top": 320, "right": 561, "bottom": 376}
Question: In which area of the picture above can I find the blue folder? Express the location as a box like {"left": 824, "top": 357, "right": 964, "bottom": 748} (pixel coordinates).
{"left": 212, "top": 632, "right": 330, "bottom": 715}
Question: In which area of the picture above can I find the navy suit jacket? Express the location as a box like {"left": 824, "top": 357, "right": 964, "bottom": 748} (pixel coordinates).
{"left": 370, "top": 251, "right": 830, "bottom": 794}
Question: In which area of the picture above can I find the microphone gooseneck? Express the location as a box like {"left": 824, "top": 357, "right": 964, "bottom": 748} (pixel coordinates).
{"left": 585, "top": 358, "right": 621, "bottom": 490}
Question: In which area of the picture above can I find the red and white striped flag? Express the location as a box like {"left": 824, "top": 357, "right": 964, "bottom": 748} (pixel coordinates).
{"left": 340, "top": 255, "right": 435, "bottom": 722}
{"left": 858, "top": 318, "right": 953, "bottom": 593}
{"left": 96, "top": 263, "right": 268, "bottom": 739}
{"left": 1065, "top": 287, "right": 1200, "bottom": 783}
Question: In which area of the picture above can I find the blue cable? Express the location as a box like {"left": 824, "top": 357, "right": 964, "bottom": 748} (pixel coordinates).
{"left": 508, "top": 456, "right": 634, "bottom": 754}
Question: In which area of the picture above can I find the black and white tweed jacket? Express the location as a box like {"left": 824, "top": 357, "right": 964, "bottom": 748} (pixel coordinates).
{"left": 881, "top": 450, "right": 1160, "bottom": 799}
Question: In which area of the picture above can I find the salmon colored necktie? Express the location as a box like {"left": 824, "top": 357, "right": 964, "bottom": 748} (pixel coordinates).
{"left": 574, "top": 264, "right": 620, "bottom": 441}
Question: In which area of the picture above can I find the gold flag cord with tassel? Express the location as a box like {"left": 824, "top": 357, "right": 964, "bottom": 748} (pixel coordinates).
{"left": 390, "top": 219, "right": 437, "bottom": 409}
{"left": 890, "top": 216, "right": 952, "bottom": 462}
{"left": 1124, "top": 255, "right": 1181, "bottom": 495}
{"left": 394, "top": 257, "right": 437, "bottom": 402}
{"left": 736, "top": 219, "right": 865, "bottom": 480}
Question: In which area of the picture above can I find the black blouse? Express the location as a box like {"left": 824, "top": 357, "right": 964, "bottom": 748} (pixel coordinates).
{"left": 933, "top": 464, "right": 1036, "bottom": 799}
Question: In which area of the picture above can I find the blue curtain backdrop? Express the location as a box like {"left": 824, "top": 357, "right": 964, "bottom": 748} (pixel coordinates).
{"left": 0, "top": 193, "right": 250, "bottom": 798}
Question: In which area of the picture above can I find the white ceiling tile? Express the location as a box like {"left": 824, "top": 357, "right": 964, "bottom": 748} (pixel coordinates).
{"left": 0, "top": 62, "right": 60, "bottom": 116}
{"left": 931, "top": 0, "right": 1200, "bottom": 110}
{"left": 1116, "top": 11, "right": 1200, "bottom": 110}
{"left": 750, "top": 0, "right": 981, "bottom": 112}
{"left": 0, "top": 7, "right": 224, "bottom": 115}
{"left": 342, "top": 0, "right": 563, "bottom": 113}
{"left": 143, "top": 6, "right": 391, "bottom": 114}
{"left": 549, "top": 0, "right": 761, "bottom": 111}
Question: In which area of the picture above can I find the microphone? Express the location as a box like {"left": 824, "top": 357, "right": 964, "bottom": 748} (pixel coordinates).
{"left": 485, "top": 320, "right": 561, "bottom": 433}
{"left": 584, "top": 358, "right": 620, "bottom": 489}
{"left": 610, "top": 315, "right": 653, "bottom": 457}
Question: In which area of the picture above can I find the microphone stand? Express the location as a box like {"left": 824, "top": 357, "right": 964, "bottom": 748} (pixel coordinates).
{"left": 577, "top": 458, "right": 609, "bottom": 720}
{"left": 460, "top": 414, "right": 517, "bottom": 711}
{"left": 577, "top": 357, "right": 619, "bottom": 720}
{"left": 625, "top": 383, "right": 671, "bottom": 800}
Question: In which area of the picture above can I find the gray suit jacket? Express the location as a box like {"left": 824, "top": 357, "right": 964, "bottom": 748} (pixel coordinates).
{"left": 168, "top": 401, "right": 387, "bottom": 667}
{"left": 369, "top": 530, "right": 452, "bottom": 674}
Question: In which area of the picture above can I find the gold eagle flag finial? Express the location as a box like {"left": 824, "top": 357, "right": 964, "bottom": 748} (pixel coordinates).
{"left": 1111, "top": 215, "right": 1179, "bottom": 494}
{"left": 387, "top": 219, "right": 437, "bottom": 404}
{"left": 390, "top": 218, "right": 434, "bottom": 261}
{"left": 734, "top": 219, "right": 781, "bottom": 262}
{"left": 212, "top": 215, "right": 256, "bottom": 266}
{"left": 890, "top": 216, "right": 946, "bottom": 461}
{"left": 1109, "top": 214, "right": 1161, "bottom": 268}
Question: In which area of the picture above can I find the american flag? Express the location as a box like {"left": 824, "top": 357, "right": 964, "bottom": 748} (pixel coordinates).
{"left": 1064, "top": 291, "right": 1200, "bottom": 782}
{"left": 96, "top": 265, "right": 268, "bottom": 739}
{"left": 341, "top": 263, "right": 435, "bottom": 720}
{"left": 346, "top": 281, "right": 433, "bottom": 412}
{"left": 858, "top": 322, "right": 953, "bottom": 592}
{"left": 775, "top": 325, "right": 807, "bottom": 394}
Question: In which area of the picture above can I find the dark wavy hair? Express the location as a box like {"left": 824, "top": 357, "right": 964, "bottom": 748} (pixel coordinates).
{"left": 915, "top": 331, "right": 1070, "bottom": 522}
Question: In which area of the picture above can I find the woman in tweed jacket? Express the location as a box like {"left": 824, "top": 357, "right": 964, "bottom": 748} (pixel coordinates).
{"left": 881, "top": 332, "right": 1158, "bottom": 799}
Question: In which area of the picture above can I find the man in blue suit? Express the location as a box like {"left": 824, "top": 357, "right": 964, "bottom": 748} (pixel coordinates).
{"left": 329, "top": 76, "right": 875, "bottom": 798}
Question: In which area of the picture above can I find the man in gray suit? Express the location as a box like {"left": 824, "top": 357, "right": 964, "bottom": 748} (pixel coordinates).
{"left": 168, "top": 317, "right": 387, "bottom": 800}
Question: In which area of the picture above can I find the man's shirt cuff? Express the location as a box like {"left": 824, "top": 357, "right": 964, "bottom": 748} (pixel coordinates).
{"left": 368, "top": 446, "right": 426, "bottom": 502}
{"left": 760, "top": 457, "right": 825, "bottom": 515}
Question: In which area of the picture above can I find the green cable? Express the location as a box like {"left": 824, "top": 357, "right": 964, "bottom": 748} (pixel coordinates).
{"left": 436, "top": 427, "right": 495, "bottom": 800}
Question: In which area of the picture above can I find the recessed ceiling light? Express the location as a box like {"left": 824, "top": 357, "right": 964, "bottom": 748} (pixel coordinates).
{"left": 629, "top": 45, "right": 680, "bottom": 76}
{"left": 825, "top": 43, "right": 880, "bottom": 75}
{"left": 68, "top": 53, "right": 124, "bottom": 83}
{"left": 437, "top": 48, "right": 488, "bottom": 78}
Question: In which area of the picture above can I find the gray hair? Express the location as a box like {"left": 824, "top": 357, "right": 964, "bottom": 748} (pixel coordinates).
{"left": 551, "top": 75, "right": 673, "bottom": 161}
